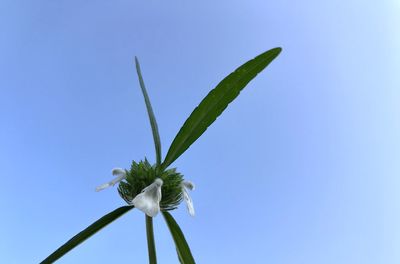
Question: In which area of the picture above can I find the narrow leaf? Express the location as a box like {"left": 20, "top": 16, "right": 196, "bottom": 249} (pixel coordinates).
{"left": 40, "top": 206, "right": 134, "bottom": 264}
{"left": 135, "top": 57, "right": 162, "bottom": 166}
{"left": 162, "top": 48, "right": 282, "bottom": 169}
{"left": 162, "top": 211, "right": 195, "bottom": 264}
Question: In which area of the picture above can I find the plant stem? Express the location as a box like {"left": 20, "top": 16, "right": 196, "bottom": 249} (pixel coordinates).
{"left": 146, "top": 215, "right": 157, "bottom": 264}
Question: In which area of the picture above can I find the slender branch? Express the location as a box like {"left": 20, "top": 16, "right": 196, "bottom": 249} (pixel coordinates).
{"left": 146, "top": 215, "right": 157, "bottom": 264}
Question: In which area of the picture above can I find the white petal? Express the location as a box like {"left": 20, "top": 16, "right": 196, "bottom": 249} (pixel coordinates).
{"left": 95, "top": 183, "right": 112, "bottom": 192}
{"left": 132, "top": 178, "right": 163, "bottom": 217}
{"left": 181, "top": 181, "right": 195, "bottom": 216}
{"left": 182, "top": 187, "right": 195, "bottom": 216}
{"left": 182, "top": 181, "right": 195, "bottom": 191}
{"left": 112, "top": 168, "right": 126, "bottom": 176}
{"left": 95, "top": 168, "right": 127, "bottom": 192}
{"left": 109, "top": 173, "right": 127, "bottom": 186}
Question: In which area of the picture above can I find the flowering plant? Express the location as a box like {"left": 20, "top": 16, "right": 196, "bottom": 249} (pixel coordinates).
{"left": 41, "top": 48, "right": 281, "bottom": 264}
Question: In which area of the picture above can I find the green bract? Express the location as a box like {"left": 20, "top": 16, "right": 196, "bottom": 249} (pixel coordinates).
{"left": 118, "top": 159, "right": 184, "bottom": 211}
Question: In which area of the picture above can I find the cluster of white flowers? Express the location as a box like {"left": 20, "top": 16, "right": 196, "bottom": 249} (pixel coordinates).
{"left": 96, "top": 168, "right": 195, "bottom": 217}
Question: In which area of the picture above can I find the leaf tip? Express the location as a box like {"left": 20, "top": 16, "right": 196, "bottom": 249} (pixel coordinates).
{"left": 134, "top": 56, "right": 140, "bottom": 68}
{"left": 271, "top": 47, "right": 282, "bottom": 56}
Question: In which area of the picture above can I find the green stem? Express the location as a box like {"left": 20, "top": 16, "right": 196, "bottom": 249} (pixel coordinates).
{"left": 146, "top": 215, "right": 157, "bottom": 264}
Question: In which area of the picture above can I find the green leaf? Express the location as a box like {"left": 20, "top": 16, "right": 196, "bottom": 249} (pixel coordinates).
{"left": 161, "top": 48, "right": 282, "bottom": 169}
{"left": 135, "top": 57, "right": 162, "bottom": 166}
{"left": 40, "top": 206, "right": 134, "bottom": 264}
{"left": 162, "top": 211, "right": 195, "bottom": 264}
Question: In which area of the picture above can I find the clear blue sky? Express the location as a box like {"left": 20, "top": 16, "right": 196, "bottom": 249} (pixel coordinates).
{"left": 1, "top": 0, "right": 399, "bottom": 263}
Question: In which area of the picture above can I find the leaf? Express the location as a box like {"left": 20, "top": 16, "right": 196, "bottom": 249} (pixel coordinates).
{"left": 162, "top": 211, "right": 195, "bottom": 264}
{"left": 135, "top": 57, "right": 162, "bottom": 166}
{"left": 40, "top": 206, "right": 134, "bottom": 264}
{"left": 161, "top": 48, "right": 282, "bottom": 169}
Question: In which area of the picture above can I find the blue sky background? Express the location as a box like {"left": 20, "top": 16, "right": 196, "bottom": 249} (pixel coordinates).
{"left": 1, "top": 0, "right": 399, "bottom": 263}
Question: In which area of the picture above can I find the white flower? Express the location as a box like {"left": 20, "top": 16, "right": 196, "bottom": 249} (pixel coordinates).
{"left": 181, "top": 181, "right": 195, "bottom": 216}
{"left": 131, "top": 178, "right": 163, "bottom": 217}
{"left": 95, "top": 168, "right": 127, "bottom": 192}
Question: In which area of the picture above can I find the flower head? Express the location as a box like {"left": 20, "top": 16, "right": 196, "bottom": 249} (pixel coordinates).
{"left": 131, "top": 178, "right": 163, "bottom": 217}
{"left": 96, "top": 168, "right": 127, "bottom": 192}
